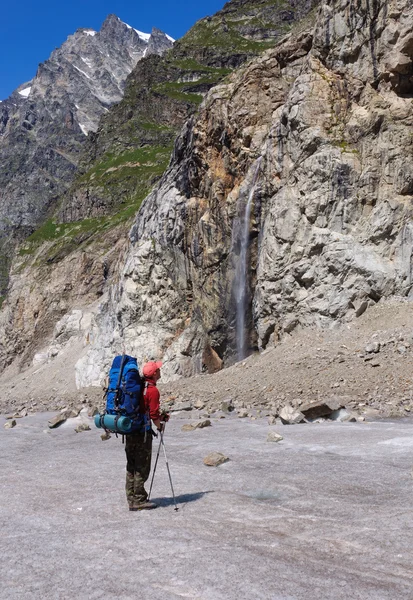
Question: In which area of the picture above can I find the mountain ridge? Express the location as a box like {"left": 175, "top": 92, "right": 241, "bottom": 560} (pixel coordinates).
{"left": 0, "top": 14, "right": 173, "bottom": 294}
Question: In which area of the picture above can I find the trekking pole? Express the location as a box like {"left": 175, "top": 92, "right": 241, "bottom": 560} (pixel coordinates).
{"left": 160, "top": 423, "right": 179, "bottom": 512}
{"left": 148, "top": 432, "right": 162, "bottom": 501}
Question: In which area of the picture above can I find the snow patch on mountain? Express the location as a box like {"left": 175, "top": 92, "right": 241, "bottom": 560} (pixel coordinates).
{"left": 18, "top": 87, "right": 31, "bottom": 98}
{"left": 121, "top": 18, "right": 151, "bottom": 41}
{"left": 84, "top": 30, "right": 96, "bottom": 37}
{"left": 134, "top": 29, "right": 151, "bottom": 41}
{"left": 73, "top": 65, "right": 91, "bottom": 80}
{"left": 78, "top": 123, "right": 89, "bottom": 136}
{"left": 81, "top": 57, "right": 94, "bottom": 69}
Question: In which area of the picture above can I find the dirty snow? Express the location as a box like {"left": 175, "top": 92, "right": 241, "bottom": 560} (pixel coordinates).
{"left": 1, "top": 413, "right": 413, "bottom": 599}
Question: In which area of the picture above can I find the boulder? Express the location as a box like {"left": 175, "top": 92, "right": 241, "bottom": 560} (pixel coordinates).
{"left": 329, "top": 408, "right": 357, "bottom": 422}
{"left": 193, "top": 399, "right": 205, "bottom": 410}
{"left": 74, "top": 423, "right": 91, "bottom": 433}
{"left": 267, "top": 432, "right": 283, "bottom": 443}
{"left": 48, "top": 414, "right": 68, "bottom": 429}
{"left": 279, "top": 405, "right": 305, "bottom": 424}
{"left": 182, "top": 419, "right": 211, "bottom": 432}
{"left": 68, "top": 408, "right": 81, "bottom": 418}
{"left": 87, "top": 406, "right": 99, "bottom": 417}
{"left": 237, "top": 409, "right": 249, "bottom": 418}
{"left": 365, "top": 342, "right": 381, "bottom": 354}
{"left": 171, "top": 401, "right": 193, "bottom": 412}
{"left": 300, "top": 398, "right": 343, "bottom": 420}
{"left": 181, "top": 424, "right": 196, "bottom": 432}
{"left": 220, "top": 400, "right": 234, "bottom": 413}
{"left": 202, "top": 344, "right": 223, "bottom": 374}
{"left": 48, "top": 407, "right": 80, "bottom": 429}
{"left": 4, "top": 419, "right": 16, "bottom": 429}
{"left": 354, "top": 300, "right": 368, "bottom": 318}
{"left": 196, "top": 419, "right": 211, "bottom": 429}
{"left": 203, "top": 452, "right": 229, "bottom": 467}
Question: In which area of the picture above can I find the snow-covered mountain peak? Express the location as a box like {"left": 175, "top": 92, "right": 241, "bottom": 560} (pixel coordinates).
{"left": 134, "top": 29, "right": 151, "bottom": 41}
{"left": 18, "top": 14, "right": 174, "bottom": 133}
{"left": 0, "top": 12, "right": 175, "bottom": 254}
{"left": 118, "top": 17, "right": 151, "bottom": 41}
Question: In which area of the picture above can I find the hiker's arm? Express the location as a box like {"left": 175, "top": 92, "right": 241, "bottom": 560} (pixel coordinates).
{"left": 153, "top": 410, "right": 169, "bottom": 432}
{"left": 146, "top": 386, "right": 161, "bottom": 428}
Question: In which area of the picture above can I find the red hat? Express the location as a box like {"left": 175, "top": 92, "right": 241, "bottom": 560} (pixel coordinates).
{"left": 143, "top": 361, "right": 163, "bottom": 378}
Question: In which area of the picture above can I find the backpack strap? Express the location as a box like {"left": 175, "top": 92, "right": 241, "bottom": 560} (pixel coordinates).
{"left": 114, "top": 354, "right": 127, "bottom": 412}
{"left": 141, "top": 378, "right": 152, "bottom": 440}
{"left": 140, "top": 378, "right": 149, "bottom": 414}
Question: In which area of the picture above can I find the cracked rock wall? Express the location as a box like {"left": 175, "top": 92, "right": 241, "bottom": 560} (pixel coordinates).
{"left": 4, "top": 0, "right": 411, "bottom": 387}
{"left": 77, "top": 0, "right": 413, "bottom": 384}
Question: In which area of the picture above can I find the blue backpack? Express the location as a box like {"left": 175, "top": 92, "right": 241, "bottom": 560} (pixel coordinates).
{"left": 106, "top": 354, "right": 142, "bottom": 416}
{"left": 96, "top": 354, "right": 150, "bottom": 434}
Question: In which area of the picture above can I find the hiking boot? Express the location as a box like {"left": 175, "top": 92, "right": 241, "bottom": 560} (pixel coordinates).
{"left": 134, "top": 501, "right": 157, "bottom": 511}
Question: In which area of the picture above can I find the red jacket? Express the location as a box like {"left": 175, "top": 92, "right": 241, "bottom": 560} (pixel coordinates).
{"left": 144, "top": 379, "right": 160, "bottom": 421}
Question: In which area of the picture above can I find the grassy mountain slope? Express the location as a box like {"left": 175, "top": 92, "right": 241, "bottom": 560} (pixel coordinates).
{"left": 57, "top": 0, "right": 320, "bottom": 227}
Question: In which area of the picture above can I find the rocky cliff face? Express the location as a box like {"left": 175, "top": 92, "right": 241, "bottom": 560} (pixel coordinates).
{"left": 3, "top": 0, "right": 413, "bottom": 396}
{"left": 75, "top": 0, "right": 413, "bottom": 385}
{"left": 0, "top": 0, "right": 318, "bottom": 379}
{"left": 2, "top": 0, "right": 319, "bottom": 380}
{"left": 58, "top": 0, "right": 318, "bottom": 226}
{"left": 0, "top": 15, "right": 173, "bottom": 294}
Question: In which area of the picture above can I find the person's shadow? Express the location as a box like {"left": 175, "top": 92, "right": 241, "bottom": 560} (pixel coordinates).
{"left": 151, "top": 491, "right": 212, "bottom": 509}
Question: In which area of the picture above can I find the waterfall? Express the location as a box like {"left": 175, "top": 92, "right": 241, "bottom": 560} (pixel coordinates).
{"left": 234, "top": 158, "right": 262, "bottom": 361}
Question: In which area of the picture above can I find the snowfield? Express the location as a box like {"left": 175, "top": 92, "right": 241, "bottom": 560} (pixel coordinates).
{"left": 1, "top": 414, "right": 412, "bottom": 599}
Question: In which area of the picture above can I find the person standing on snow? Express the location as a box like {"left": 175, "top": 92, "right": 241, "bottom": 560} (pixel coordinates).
{"left": 125, "top": 360, "right": 164, "bottom": 511}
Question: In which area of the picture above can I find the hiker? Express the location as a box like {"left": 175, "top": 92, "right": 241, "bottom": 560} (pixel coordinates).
{"left": 125, "top": 360, "right": 164, "bottom": 511}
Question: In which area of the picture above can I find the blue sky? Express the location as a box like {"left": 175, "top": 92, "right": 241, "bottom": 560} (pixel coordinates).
{"left": 0, "top": 0, "right": 225, "bottom": 100}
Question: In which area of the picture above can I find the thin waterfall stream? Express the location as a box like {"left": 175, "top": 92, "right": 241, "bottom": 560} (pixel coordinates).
{"left": 234, "top": 157, "right": 262, "bottom": 361}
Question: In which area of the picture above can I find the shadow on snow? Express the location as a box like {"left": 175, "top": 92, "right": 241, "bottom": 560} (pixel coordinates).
{"left": 152, "top": 490, "right": 213, "bottom": 508}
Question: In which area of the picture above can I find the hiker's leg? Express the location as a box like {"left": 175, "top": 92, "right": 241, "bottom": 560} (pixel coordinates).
{"left": 125, "top": 434, "right": 139, "bottom": 508}
{"left": 132, "top": 433, "right": 153, "bottom": 504}
{"left": 125, "top": 471, "right": 135, "bottom": 507}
